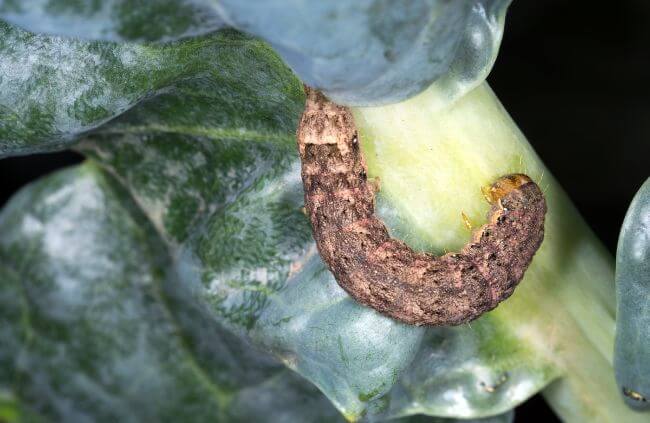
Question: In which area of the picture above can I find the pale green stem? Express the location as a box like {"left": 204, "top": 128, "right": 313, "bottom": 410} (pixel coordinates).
{"left": 351, "top": 82, "right": 640, "bottom": 422}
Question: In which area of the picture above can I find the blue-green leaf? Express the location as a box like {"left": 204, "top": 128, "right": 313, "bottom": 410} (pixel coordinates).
{"left": 0, "top": 163, "right": 350, "bottom": 422}
{"left": 615, "top": 177, "right": 650, "bottom": 410}
{"left": 0, "top": 24, "right": 299, "bottom": 157}
{"left": 0, "top": 0, "right": 222, "bottom": 42}
{"left": 214, "top": 0, "right": 510, "bottom": 106}
{"left": 1, "top": 0, "right": 510, "bottom": 106}
{"left": 0, "top": 164, "right": 225, "bottom": 421}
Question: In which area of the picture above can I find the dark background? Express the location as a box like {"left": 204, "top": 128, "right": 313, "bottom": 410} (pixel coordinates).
{"left": 1, "top": 1, "right": 648, "bottom": 421}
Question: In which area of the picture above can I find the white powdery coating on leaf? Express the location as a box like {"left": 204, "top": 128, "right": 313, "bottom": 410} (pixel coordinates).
{"left": 0, "top": 0, "right": 224, "bottom": 42}
{"left": 0, "top": 24, "right": 158, "bottom": 141}
{"left": 0, "top": 0, "right": 116, "bottom": 41}
{"left": 27, "top": 176, "right": 116, "bottom": 316}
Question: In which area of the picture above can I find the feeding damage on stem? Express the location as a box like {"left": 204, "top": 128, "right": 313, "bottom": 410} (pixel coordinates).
{"left": 296, "top": 88, "right": 547, "bottom": 326}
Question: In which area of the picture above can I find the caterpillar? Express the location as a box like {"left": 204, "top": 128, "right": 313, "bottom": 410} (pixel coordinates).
{"left": 296, "top": 88, "right": 547, "bottom": 326}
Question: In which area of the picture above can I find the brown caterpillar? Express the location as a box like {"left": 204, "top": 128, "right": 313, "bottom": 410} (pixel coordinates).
{"left": 297, "top": 88, "right": 546, "bottom": 326}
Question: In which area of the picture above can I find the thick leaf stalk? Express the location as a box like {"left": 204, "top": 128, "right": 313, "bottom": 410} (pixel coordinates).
{"left": 352, "top": 82, "right": 643, "bottom": 423}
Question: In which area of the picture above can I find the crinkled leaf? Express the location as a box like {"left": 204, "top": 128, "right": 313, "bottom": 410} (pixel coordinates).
{"left": 0, "top": 164, "right": 223, "bottom": 421}
{"left": 0, "top": 0, "right": 222, "bottom": 42}
{"left": 615, "top": 177, "right": 650, "bottom": 410}
{"left": 1, "top": 0, "right": 510, "bottom": 107}
{"left": 0, "top": 164, "right": 349, "bottom": 422}
{"left": 0, "top": 24, "right": 298, "bottom": 157}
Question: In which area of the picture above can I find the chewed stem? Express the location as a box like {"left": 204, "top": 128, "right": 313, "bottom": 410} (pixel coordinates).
{"left": 296, "top": 88, "right": 547, "bottom": 326}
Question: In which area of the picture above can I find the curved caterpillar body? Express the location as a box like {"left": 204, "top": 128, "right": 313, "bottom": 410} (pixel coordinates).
{"left": 297, "top": 89, "right": 546, "bottom": 326}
